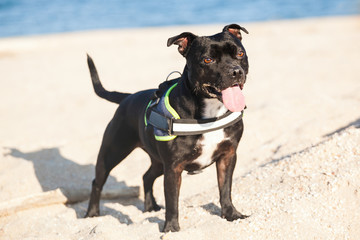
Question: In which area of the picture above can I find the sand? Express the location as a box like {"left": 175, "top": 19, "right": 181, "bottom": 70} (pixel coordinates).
{"left": 0, "top": 16, "right": 360, "bottom": 239}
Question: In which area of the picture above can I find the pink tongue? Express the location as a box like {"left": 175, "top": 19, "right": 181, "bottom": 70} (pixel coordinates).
{"left": 221, "top": 86, "right": 246, "bottom": 112}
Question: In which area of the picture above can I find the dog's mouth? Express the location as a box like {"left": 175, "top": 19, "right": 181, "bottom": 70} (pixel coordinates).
{"left": 203, "top": 84, "right": 222, "bottom": 98}
{"left": 203, "top": 83, "right": 244, "bottom": 97}
{"left": 203, "top": 83, "right": 246, "bottom": 112}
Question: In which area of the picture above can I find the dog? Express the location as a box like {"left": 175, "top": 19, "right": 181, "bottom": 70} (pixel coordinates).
{"left": 85, "top": 24, "right": 249, "bottom": 232}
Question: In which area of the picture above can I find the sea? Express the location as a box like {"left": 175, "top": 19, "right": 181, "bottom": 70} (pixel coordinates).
{"left": 0, "top": 0, "right": 359, "bottom": 37}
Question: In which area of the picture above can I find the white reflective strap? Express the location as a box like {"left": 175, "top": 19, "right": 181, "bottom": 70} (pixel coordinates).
{"left": 172, "top": 111, "right": 242, "bottom": 133}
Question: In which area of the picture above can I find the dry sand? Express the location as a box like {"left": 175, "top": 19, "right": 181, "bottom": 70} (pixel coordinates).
{"left": 0, "top": 16, "right": 360, "bottom": 239}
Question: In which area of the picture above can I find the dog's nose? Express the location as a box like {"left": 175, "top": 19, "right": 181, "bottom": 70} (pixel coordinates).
{"left": 232, "top": 66, "right": 242, "bottom": 78}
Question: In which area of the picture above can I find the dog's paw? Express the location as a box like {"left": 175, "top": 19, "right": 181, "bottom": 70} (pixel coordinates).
{"left": 221, "top": 208, "right": 249, "bottom": 221}
{"left": 144, "top": 198, "right": 162, "bottom": 212}
{"left": 145, "top": 203, "right": 162, "bottom": 212}
{"left": 85, "top": 209, "right": 100, "bottom": 218}
{"left": 162, "top": 221, "right": 180, "bottom": 232}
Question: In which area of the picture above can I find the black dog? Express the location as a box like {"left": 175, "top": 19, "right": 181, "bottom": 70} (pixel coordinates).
{"left": 85, "top": 24, "right": 249, "bottom": 232}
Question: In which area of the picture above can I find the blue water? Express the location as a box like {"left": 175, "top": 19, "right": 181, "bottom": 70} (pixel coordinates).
{"left": 0, "top": 0, "right": 359, "bottom": 37}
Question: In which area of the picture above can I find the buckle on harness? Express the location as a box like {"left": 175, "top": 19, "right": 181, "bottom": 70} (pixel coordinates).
{"left": 168, "top": 117, "right": 174, "bottom": 135}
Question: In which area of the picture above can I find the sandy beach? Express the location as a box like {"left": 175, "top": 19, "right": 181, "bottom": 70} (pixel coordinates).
{"left": 0, "top": 16, "right": 360, "bottom": 239}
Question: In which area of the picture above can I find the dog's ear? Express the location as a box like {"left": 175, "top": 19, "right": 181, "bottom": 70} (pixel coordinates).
{"left": 223, "top": 24, "right": 249, "bottom": 41}
{"left": 167, "top": 32, "right": 197, "bottom": 56}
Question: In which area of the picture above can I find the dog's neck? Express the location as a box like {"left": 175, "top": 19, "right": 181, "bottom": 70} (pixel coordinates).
{"left": 181, "top": 66, "right": 228, "bottom": 119}
{"left": 164, "top": 68, "right": 198, "bottom": 119}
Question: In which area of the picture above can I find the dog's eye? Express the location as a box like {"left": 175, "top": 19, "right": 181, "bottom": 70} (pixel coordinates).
{"left": 204, "top": 58, "right": 214, "bottom": 64}
{"left": 237, "top": 51, "right": 245, "bottom": 58}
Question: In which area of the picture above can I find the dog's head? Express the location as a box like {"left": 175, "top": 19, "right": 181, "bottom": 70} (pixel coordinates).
{"left": 168, "top": 24, "right": 249, "bottom": 112}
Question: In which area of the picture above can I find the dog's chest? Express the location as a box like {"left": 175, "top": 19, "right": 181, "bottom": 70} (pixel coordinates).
{"left": 190, "top": 99, "right": 229, "bottom": 170}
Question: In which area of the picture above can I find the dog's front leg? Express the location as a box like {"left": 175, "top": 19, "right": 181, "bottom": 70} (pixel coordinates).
{"left": 162, "top": 163, "right": 184, "bottom": 232}
{"left": 216, "top": 154, "right": 248, "bottom": 221}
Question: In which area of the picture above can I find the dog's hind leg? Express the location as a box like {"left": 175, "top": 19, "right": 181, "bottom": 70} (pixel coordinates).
{"left": 85, "top": 122, "right": 138, "bottom": 218}
{"left": 143, "top": 159, "right": 163, "bottom": 212}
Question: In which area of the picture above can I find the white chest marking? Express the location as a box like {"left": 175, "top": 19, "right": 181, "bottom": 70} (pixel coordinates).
{"left": 192, "top": 99, "right": 229, "bottom": 168}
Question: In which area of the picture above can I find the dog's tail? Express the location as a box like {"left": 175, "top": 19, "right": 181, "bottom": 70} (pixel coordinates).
{"left": 87, "top": 54, "right": 130, "bottom": 104}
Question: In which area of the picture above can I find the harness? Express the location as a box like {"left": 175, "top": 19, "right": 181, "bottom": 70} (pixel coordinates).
{"left": 145, "top": 79, "right": 244, "bottom": 141}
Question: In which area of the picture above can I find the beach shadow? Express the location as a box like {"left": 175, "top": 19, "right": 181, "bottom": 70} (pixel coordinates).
{"left": 5, "top": 147, "right": 143, "bottom": 223}
{"left": 145, "top": 216, "right": 165, "bottom": 232}
{"left": 201, "top": 203, "right": 221, "bottom": 216}
{"left": 323, "top": 117, "right": 360, "bottom": 137}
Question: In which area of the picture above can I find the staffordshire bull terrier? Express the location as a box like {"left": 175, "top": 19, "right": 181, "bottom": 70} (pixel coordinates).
{"left": 85, "top": 24, "right": 249, "bottom": 232}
